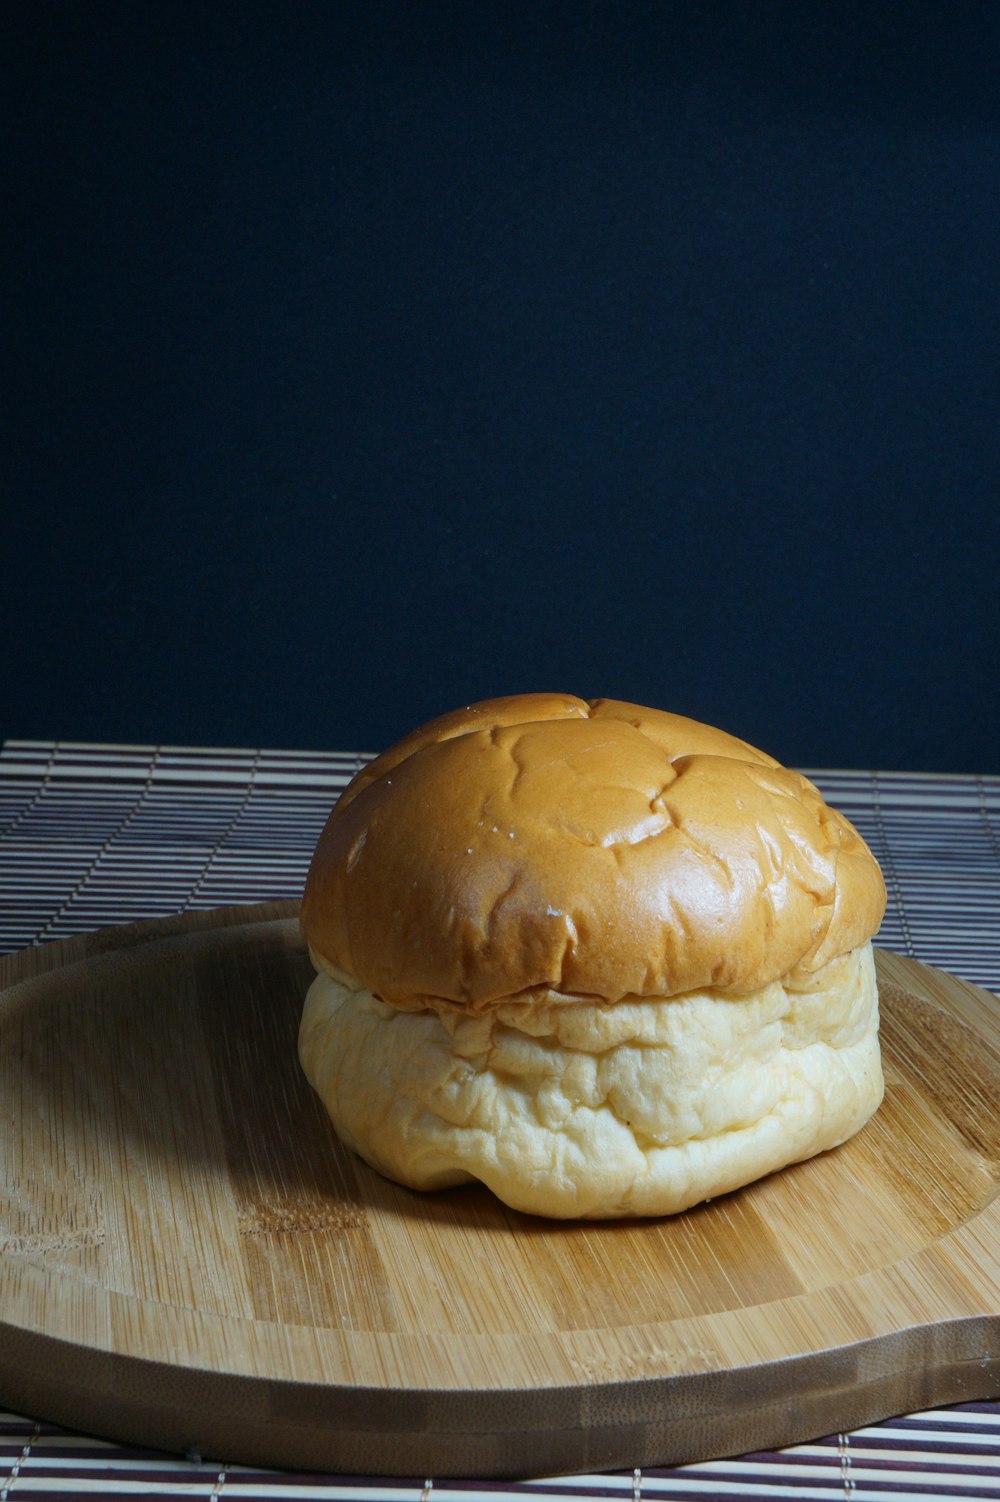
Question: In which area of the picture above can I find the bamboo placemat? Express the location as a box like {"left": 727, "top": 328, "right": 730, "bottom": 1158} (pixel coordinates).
{"left": 2, "top": 739, "right": 999, "bottom": 1500}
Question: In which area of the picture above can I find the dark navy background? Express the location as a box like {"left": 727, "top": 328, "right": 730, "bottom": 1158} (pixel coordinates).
{"left": 5, "top": 1, "right": 999, "bottom": 770}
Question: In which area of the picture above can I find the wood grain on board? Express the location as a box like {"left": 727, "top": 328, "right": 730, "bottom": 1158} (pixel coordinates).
{"left": 1, "top": 904, "right": 999, "bottom": 1477}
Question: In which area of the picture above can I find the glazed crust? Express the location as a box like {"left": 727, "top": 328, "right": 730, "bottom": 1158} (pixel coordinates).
{"left": 300, "top": 696, "right": 886, "bottom": 1008}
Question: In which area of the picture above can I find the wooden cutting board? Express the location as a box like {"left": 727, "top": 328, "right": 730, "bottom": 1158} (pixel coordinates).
{"left": 1, "top": 903, "right": 999, "bottom": 1478}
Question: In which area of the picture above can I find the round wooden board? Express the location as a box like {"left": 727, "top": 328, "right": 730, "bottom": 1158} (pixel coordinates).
{"left": 1, "top": 904, "right": 999, "bottom": 1478}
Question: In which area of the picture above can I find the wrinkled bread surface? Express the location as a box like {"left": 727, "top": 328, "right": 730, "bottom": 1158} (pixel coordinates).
{"left": 299, "top": 941, "right": 883, "bottom": 1219}
{"left": 301, "top": 695, "right": 887, "bottom": 1009}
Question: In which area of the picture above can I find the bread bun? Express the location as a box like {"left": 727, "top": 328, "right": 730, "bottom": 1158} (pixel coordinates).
{"left": 301, "top": 694, "right": 885, "bottom": 1008}
{"left": 299, "top": 695, "right": 886, "bottom": 1218}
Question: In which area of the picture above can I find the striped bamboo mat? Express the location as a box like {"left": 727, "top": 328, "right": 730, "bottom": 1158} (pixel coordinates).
{"left": 2, "top": 739, "right": 999, "bottom": 1501}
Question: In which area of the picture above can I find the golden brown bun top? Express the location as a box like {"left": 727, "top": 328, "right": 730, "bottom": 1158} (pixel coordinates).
{"left": 301, "top": 695, "right": 886, "bottom": 1009}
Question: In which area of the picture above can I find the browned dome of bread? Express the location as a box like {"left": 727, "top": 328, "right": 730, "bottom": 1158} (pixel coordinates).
{"left": 301, "top": 695, "right": 886, "bottom": 1009}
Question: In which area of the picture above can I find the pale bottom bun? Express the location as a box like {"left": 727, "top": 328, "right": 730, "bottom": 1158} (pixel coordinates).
{"left": 298, "top": 943, "right": 883, "bottom": 1220}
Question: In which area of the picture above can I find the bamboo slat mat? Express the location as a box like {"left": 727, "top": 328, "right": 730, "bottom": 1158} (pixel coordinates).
{"left": 1, "top": 739, "right": 999, "bottom": 1501}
